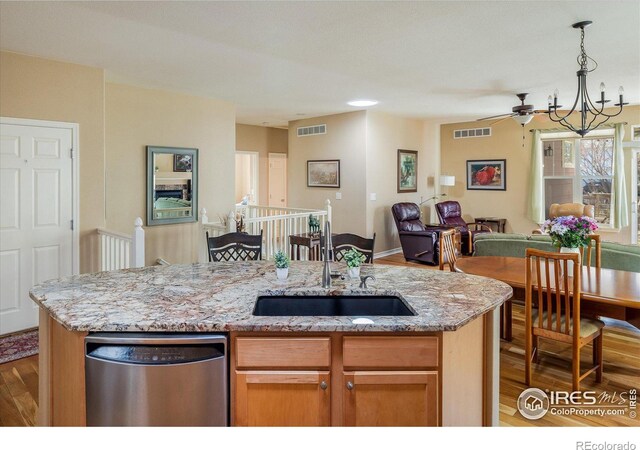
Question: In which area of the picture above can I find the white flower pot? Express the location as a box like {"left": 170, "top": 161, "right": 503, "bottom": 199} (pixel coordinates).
{"left": 347, "top": 266, "right": 360, "bottom": 279}
{"left": 276, "top": 267, "right": 289, "bottom": 281}
{"left": 559, "top": 247, "right": 581, "bottom": 275}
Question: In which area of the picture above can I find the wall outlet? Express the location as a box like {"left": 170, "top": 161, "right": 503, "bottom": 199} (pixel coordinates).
{"left": 335, "top": 192, "right": 342, "bottom": 200}
{"left": 370, "top": 193, "right": 377, "bottom": 201}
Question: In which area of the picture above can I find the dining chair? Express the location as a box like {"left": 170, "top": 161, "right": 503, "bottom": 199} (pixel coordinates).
{"left": 438, "top": 229, "right": 460, "bottom": 272}
{"left": 331, "top": 233, "right": 376, "bottom": 263}
{"left": 524, "top": 248, "right": 604, "bottom": 392}
{"left": 580, "top": 234, "right": 601, "bottom": 268}
{"left": 206, "top": 230, "right": 263, "bottom": 262}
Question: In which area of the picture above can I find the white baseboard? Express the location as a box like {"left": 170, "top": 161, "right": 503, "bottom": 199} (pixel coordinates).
{"left": 374, "top": 247, "right": 402, "bottom": 259}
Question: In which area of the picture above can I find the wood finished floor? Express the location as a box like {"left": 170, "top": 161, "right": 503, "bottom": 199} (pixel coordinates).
{"left": 0, "top": 253, "right": 637, "bottom": 426}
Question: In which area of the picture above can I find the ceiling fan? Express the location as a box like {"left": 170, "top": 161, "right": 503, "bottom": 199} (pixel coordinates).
{"left": 477, "top": 93, "right": 552, "bottom": 126}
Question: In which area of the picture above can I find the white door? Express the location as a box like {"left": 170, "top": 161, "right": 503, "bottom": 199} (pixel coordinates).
{"left": 268, "top": 153, "right": 287, "bottom": 207}
{"left": 0, "top": 122, "right": 75, "bottom": 335}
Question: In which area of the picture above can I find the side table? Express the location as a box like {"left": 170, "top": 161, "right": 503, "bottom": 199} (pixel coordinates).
{"left": 474, "top": 217, "right": 506, "bottom": 233}
{"left": 289, "top": 233, "right": 325, "bottom": 261}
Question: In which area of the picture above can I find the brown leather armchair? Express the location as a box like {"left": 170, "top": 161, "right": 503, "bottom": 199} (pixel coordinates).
{"left": 391, "top": 203, "right": 441, "bottom": 265}
{"left": 435, "top": 201, "right": 491, "bottom": 255}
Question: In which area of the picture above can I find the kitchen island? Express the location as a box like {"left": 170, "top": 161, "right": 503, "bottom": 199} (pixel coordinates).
{"left": 31, "top": 260, "right": 512, "bottom": 427}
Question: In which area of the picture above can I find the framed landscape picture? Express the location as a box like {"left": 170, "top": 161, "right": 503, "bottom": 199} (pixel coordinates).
{"left": 173, "top": 154, "right": 193, "bottom": 172}
{"left": 307, "top": 160, "right": 340, "bottom": 188}
{"left": 397, "top": 149, "right": 418, "bottom": 193}
{"left": 466, "top": 159, "right": 506, "bottom": 191}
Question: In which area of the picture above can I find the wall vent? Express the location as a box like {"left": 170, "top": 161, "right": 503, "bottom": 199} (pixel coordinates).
{"left": 453, "top": 127, "right": 491, "bottom": 139}
{"left": 297, "top": 124, "right": 327, "bottom": 137}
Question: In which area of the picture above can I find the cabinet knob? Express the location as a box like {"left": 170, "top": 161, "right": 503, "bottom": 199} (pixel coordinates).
{"left": 320, "top": 381, "right": 328, "bottom": 390}
{"left": 346, "top": 381, "right": 354, "bottom": 390}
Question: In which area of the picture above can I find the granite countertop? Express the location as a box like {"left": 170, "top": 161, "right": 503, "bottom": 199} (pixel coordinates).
{"left": 30, "top": 261, "right": 513, "bottom": 333}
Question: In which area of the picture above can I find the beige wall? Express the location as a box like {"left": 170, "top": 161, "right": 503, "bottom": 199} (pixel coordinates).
{"left": 365, "top": 111, "right": 427, "bottom": 252}
{"left": 0, "top": 51, "right": 105, "bottom": 273}
{"left": 236, "top": 124, "right": 288, "bottom": 205}
{"left": 440, "top": 105, "right": 640, "bottom": 243}
{"left": 105, "top": 83, "right": 235, "bottom": 265}
{"left": 288, "top": 111, "right": 368, "bottom": 236}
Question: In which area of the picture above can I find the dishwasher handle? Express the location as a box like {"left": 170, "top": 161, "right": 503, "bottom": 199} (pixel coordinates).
{"left": 85, "top": 333, "right": 227, "bottom": 346}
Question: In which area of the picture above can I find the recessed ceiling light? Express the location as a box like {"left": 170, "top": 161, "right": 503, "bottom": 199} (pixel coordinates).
{"left": 347, "top": 100, "right": 378, "bottom": 107}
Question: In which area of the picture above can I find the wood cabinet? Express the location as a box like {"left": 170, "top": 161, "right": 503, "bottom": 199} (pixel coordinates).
{"left": 343, "top": 371, "right": 438, "bottom": 427}
{"left": 235, "top": 371, "right": 330, "bottom": 426}
{"left": 232, "top": 334, "right": 443, "bottom": 426}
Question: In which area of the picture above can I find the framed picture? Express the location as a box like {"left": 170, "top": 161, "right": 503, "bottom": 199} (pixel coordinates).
{"left": 561, "top": 140, "right": 575, "bottom": 168}
{"left": 466, "top": 159, "right": 506, "bottom": 191}
{"left": 307, "top": 160, "right": 340, "bottom": 188}
{"left": 397, "top": 149, "right": 418, "bottom": 193}
{"left": 632, "top": 125, "right": 640, "bottom": 141}
{"left": 173, "top": 154, "right": 193, "bottom": 172}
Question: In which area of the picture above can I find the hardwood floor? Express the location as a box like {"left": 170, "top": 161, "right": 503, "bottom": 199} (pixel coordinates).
{"left": 0, "top": 354, "right": 38, "bottom": 426}
{"left": 0, "top": 253, "right": 637, "bottom": 427}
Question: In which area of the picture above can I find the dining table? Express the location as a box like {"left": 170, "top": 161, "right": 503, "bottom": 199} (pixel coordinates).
{"left": 455, "top": 256, "right": 640, "bottom": 340}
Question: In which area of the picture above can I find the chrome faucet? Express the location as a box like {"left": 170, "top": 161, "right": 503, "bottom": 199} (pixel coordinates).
{"left": 322, "top": 221, "right": 332, "bottom": 288}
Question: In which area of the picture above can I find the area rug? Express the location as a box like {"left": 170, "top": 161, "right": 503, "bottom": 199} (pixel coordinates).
{"left": 0, "top": 329, "right": 39, "bottom": 364}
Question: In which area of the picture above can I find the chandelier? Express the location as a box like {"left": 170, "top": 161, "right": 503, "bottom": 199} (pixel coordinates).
{"left": 547, "top": 21, "right": 627, "bottom": 137}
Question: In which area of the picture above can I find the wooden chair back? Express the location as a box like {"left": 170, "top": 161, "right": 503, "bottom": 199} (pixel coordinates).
{"left": 438, "top": 229, "right": 458, "bottom": 272}
{"left": 580, "top": 234, "right": 601, "bottom": 268}
{"left": 331, "top": 233, "right": 376, "bottom": 264}
{"left": 206, "top": 230, "right": 263, "bottom": 262}
{"left": 525, "top": 248, "right": 581, "bottom": 339}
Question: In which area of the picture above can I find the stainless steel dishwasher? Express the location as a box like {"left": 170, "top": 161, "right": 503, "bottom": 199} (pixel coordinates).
{"left": 85, "top": 333, "right": 228, "bottom": 426}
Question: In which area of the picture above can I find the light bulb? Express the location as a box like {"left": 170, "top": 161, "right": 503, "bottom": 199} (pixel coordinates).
{"left": 547, "top": 95, "right": 553, "bottom": 104}
{"left": 619, "top": 86, "right": 624, "bottom": 96}
{"left": 600, "top": 82, "right": 605, "bottom": 92}
{"left": 554, "top": 88, "right": 559, "bottom": 98}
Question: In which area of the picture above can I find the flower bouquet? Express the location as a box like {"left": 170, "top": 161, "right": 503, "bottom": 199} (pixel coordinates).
{"left": 541, "top": 215, "right": 598, "bottom": 273}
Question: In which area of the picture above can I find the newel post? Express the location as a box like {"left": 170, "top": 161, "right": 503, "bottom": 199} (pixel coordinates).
{"left": 131, "top": 217, "right": 145, "bottom": 268}
{"left": 325, "top": 199, "right": 332, "bottom": 225}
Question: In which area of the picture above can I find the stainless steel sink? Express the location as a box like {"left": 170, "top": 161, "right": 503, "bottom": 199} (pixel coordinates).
{"left": 252, "top": 294, "right": 416, "bottom": 316}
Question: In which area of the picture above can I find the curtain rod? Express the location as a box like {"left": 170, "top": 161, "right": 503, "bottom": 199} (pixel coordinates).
{"left": 529, "top": 122, "right": 628, "bottom": 133}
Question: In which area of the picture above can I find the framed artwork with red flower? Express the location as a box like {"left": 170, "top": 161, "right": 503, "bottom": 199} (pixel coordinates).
{"left": 466, "top": 159, "right": 506, "bottom": 191}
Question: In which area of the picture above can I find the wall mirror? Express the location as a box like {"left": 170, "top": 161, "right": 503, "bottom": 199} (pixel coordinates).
{"left": 146, "top": 146, "right": 198, "bottom": 226}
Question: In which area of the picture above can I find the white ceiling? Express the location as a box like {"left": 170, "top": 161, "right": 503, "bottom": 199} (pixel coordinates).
{"left": 1, "top": 1, "right": 638, "bottom": 127}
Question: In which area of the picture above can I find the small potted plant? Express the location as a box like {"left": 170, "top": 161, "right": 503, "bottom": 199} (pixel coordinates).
{"left": 274, "top": 250, "right": 290, "bottom": 281}
{"left": 344, "top": 248, "right": 366, "bottom": 279}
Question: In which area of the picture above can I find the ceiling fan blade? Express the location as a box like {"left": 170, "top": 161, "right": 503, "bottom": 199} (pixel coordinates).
{"left": 477, "top": 112, "right": 514, "bottom": 121}
{"left": 490, "top": 116, "right": 513, "bottom": 126}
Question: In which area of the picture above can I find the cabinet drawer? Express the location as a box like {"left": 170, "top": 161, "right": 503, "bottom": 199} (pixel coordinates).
{"left": 343, "top": 336, "right": 438, "bottom": 368}
{"left": 236, "top": 337, "right": 331, "bottom": 369}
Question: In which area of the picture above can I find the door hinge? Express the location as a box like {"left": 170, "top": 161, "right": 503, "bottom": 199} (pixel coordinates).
{"left": 70, "top": 219, "right": 74, "bottom": 231}
{"left": 70, "top": 148, "right": 74, "bottom": 158}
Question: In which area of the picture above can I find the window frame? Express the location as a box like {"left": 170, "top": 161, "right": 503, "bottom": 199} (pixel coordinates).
{"left": 540, "top": 129, "right": 615, "bottom": 227}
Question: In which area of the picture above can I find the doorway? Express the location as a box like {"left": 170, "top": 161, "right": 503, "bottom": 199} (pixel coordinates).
{"left": 0, "top": 118, "right": 79, "bottom": 335}
{"left": 268, "top": 153, "right": 287, "bottom": 208}
{"left": 235, "top": 151, "right": 259, "bottom": 205}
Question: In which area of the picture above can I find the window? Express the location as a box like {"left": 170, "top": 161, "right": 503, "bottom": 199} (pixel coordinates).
{"left": 542, "top": 131, "right": 614, "bottom": 225}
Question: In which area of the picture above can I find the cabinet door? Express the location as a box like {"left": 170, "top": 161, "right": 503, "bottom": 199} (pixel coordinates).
{"left": 343, "top": 371, "right": 438, "bottom": 426}
{"left": 235, "top": 371, "right": 330, "bottom": 426}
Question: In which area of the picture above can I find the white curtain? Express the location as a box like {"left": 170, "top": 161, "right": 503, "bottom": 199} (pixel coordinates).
{"left": 612, "top": 123, "right": 629, "bottom": 228}
{"left": 528, "top": 130, "right": 544, "bottom": 223}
